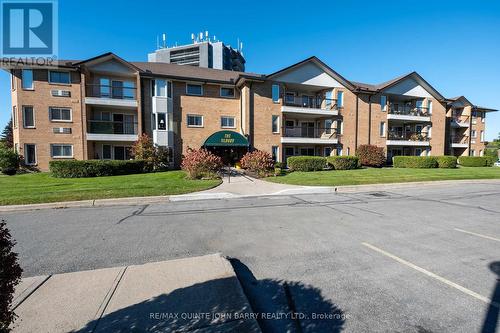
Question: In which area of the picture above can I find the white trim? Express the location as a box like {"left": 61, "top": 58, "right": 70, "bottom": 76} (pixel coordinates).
{"left": 186, "top": 83, "right": 203, "bottom": 96}
{"left": 49, "top": 107, "right": 73, "bottom": 122}
{"left": 22, "top": 106, "right": 35, "bottom": 128}
{"left": 24, "top": 144, "right": 37, "bottom": 165}
{"left": 50, "top": 144, "right": 74, "bottom": 159}
{"left": 187, "top": 114, "right": 204, "bottom": 127}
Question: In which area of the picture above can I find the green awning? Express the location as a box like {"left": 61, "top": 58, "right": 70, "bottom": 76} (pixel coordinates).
{"left": 203, "top": 130, "right": 249, "bottom": 147}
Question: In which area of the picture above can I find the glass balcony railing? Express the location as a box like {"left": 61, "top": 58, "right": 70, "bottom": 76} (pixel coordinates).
{"left": 87, "top": 120, "right": 137, "bottom": 135}
{"left": 283, "top": 126, "right": 338, "bottom": 139}
{"left": 388, "top": 105, "right": 430, "bottom": 117}
{"left": 283, "top": 96, "right": 338, "bottom": 110}
{"left": 86, "top": 84, "right": 136, "bottom": 100}
{"left": 387, "top": 131, "right": 430, "bottom": 141}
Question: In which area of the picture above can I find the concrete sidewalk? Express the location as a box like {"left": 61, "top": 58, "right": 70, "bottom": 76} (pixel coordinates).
{"left": 11, "top": 254, "right": 261, "bottom": 333}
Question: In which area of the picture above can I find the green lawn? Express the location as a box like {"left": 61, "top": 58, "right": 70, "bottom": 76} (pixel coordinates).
{"left": 0, "top": 171, "right": 221, "bottom": 205}
{"left": 267, "top": 167, "right": 500, "bottom": 186}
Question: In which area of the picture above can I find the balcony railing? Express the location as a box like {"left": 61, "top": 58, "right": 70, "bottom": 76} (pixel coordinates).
{"left": 387, "top": 131, "right": 430, "bottom": 141}
{"left": 450, "top": 136, "right": 469, "bottom": 144}
{"left": 388, "top": 105, "right": 430, "bottom": 117}
{"left": 451, "top": 116, "right": 470, "bottom": 125}
{"left": 283, "top": 96, "right": 338, "bottom": 110}
{"left": 86, "top": 84, "right": 137, "bottom": 100}
{"left": 283, "top": 126, "right": 338, "bottom": 139}
{"left": 87, "top": 120, "right": 138, "bottom": 135}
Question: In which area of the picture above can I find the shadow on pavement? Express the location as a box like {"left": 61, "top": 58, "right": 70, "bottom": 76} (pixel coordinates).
{"left": 75, "top": 276, "right": 259, "bottom": 333}
{"left": 482, "top": 261, "right": 500, "bottom": 333}
{"left": 230, "top": 258, "right": 346, "bottom": 333}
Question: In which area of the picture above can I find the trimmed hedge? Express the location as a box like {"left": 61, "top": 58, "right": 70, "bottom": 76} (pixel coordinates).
{"left": 458, "top": 156, "right": 494, "bottom": 167}
{"left": 287, "top": 156, "right": 326, "bottom": 172}
{"left": 327, "top": 156, "right": 360, "bottom": 170}
{"left": 393, "top": 156, "right": 438, "bottom": 168}
{"left": 50, "top": 160, "right": 149, "bottom": 178}
{"left": 436, "top": 156, "right": 457, "bottom": 169}
{"left": 356, "top": 145, "right": 386, "bottom": 167}
{"left": 0, "top": 145, "right": 19, "bottom": 175}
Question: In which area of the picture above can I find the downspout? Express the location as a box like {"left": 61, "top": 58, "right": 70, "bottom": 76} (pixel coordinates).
{"left": 368, "top": 95, "right": 372, "bottom": 145}
{"left": 355, "top": 93, "right": 359, "bottom": 151}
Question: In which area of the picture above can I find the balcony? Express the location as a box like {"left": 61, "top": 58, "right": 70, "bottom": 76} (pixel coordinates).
{"left": 387, "top": 105, "right": 431, "bottom": 122}
{"left": 85, "top": 84, "right": 138, "bottom": 108}
{"left": 450, "top": 116, "right": 470, "bottom": 128}
{"left": 86, "top": 120, "right": 138, "bottom": 141}
{"left": 281, "top": 96, "right": 339, "bottom": 116}
{"left": 450, "top": 136, "right": 469, "bottom": 149}
{"left": 281, "top": 126, "right": 338, "bottom": 144}
{"left": 386, "top": 131, "right": 430, "bottom": 146}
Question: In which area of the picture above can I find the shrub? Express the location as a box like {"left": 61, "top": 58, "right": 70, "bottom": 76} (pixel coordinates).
{"left": 436, "top": 156, "right": 457, "bottom": 168}
{"left": 181, "top": 149, "right": 223, "bottom": 179}
{"left": 287, "top": 156, "right": 326, "bottom": 172}
{"left": 50, "top": 160, "right": 147, "bottom": 178}
{"left": 327, "top": 156, "right": 360, "bottom": 170}
{"left": 393, "top": 156, "right": 438, "bottom": 168}
{"left": 131, "top": 134, "right": 172, "bottom": 171}
{"left": 356, "top": 145, "right": 385, "bottom": 167}
{"left": 458, "top": 156, "right": 494, "bottom": 167}
{"left": 0, "top": 143, "right": 20, "bottom": 175}
{"left": 240, "top": 150, "right": 274, "bottom": 176}
{"left": 0, "top": 219, "right": 23, "bottom": 332}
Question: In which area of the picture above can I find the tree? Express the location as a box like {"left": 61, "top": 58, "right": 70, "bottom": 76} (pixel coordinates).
{"left": 0, "top": 219, "right": 23, "bottom": 332}
{"left": 0, "top": 119, "right": 13, "bottom": 148}
{"left": 130, "top": 134, "right": 171, "bottom": 171}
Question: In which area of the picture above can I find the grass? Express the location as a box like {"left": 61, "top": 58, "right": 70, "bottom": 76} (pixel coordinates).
{"left": 0, "top": 171, "right": 221, "bottom": 205}
{"left": 267, "top": 167, "right": 500, "bottom": 186}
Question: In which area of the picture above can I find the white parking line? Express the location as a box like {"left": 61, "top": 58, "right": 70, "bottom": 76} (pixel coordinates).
{"left": 453, "top": 228, "right": 500, "bottom": 242}
{"left": 362, "top": 242, "right": 499, "bottom": 308}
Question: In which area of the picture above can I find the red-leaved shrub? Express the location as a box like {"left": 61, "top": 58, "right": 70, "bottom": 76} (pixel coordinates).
{"left": 240, "top": 150, "right": 274, "bottom": 176}
{"left": 181, "top": 149, "right": 223, "bottom": 179}
{"left": 356, "top": 144, "right": 386, "bottom": 167}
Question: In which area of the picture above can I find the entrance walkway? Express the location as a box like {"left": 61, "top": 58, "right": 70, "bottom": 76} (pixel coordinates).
{"left": 170, "top": 169, "right": 335, "bottom": 201}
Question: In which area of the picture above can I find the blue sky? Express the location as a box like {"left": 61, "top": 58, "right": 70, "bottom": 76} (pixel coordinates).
{"left": 1, "top": 0, "right": 499, "bottom": 140}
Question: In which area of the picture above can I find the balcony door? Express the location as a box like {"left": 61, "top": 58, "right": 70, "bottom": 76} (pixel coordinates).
{"left": 112, "top": 81, "right": 124, "bottom": 99}
{"left": 113, "top": 114, "right": 124, "bottom": 134}
{"left": 301, "top": 122, "right": 315, "bottom": 138}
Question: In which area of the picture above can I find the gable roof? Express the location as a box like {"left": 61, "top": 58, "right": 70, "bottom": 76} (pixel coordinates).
{"left": 73, "top": 52, "right": 143, "bottom": 72}
{"left": 267, "top": 56, "right": 356, "bottom": 90}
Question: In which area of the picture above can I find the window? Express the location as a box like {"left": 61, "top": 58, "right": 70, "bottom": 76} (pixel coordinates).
{"left": 415, "top": 148, "right": 422, "bottom": 156}
{"left": 100, "top": 78, "right": 110, "bottom": 97}
{"left": 480, "top": 130, "right": 484, "bottom": 142}
{"left": 379, "top": 122, "right": 386, "bottom": 137}
{"left": 123, "top": 81, "right": 135, "bottom": 99}
{"left": 380, "top": 95, "right": 387, "bottom": 111}
{"left": 471, "top": 130, "right": 477, "bottom": 138}
{"left": 153, "top": 79, "right": 172, "bottom": 97}
{"left": 337, "top": 120, "right": 344, "bottom": 135}
{"left": 24, "top": 144, "right": 36, "bottom": 165}
{"left": 480, "top": 150, "right": 484, "bottom": 157}
{"left": 12, "top": 106, "right": 17, "bottom": 128}
{"left": 482, "top": 113, "right": 485, "bottom": 123}
{"left": 471, "top": 149, "right": 476, "bottom": 157}
{"left": 325, "top": 90, "right": 333, "bottom": 107}
{"left": 272, "top": 115, "right": 280, "bottom": 133}
{"left": 337, "top": 147, "right": 343, "bottom": 156}
{"left": 186, "top": 84, "right": 202, "bottom": 96}
{"left": 324, "top": 147, "right": 332, "bottom": 157}
{"left": 285, "top": 147, "right": 294, "bottom": 157}
{"left": 22, "top": 69, "right": 33, "bottom": 89}
{"left": 49, "top": 71, "right": 70, "bottom": 84}
{"left": 187, "top": 115, "right": 203, "bottom": 127}
{"left": 11, "top": 70, "right": 16, "bottom": 90}
{"left": 49, "top": 107, "right": 72, "bottom": 121}
{"left": 102, "top": 145, "right": 112, "bottom": 159}
{"left": 346, "top": 147, "right": 350, "bottom": 156}
{"left": 337, "top": 91, "right": 344, "bottom": 108}
{"left": 272, "top": 84, "right": 280, "bottom": 103}
{"left": 220, "top": 87, "right": 235, "bottom": 98}
{"left": 14, "top": 143, "right": 19, "bottom": 153}
{"left": 272, "top": 146, "right": 279, "bottom": 162}
{"left": 300, "top": 148, "right": 315, "bottom": 156}
{"left": 325, "top": 119, "right": 333, "bottom": 134}
{"left": 23, "top": 106, "right": 35, "bottom": 128}
{"left": 221, "top": 116, "right": 235, "bottom": 128}
{"left": 428, "top": 100, "right": 433, "bottom": 114}
{"left": 157, "top": 113, "right": 167, "bottom": 130}
{"left": 51, "top": 144, "right": 73, "bottom": 158}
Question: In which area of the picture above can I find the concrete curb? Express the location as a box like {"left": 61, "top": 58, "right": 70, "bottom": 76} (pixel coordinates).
{"left": 2, "top": 178, "right": 500, "bottom": 213}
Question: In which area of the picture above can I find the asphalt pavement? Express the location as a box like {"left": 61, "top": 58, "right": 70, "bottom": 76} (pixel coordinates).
{"left": 3, "top": 181, "right": 500, "bottom": 332}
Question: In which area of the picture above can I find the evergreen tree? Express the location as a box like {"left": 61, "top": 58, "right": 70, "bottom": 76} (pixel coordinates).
{"left": 0, "top": 119, "right": 13, "bottom": 148}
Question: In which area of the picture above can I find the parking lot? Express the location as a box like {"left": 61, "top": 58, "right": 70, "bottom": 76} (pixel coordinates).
{"left": 3, "top": 181, "right": 500, "bottom": 332}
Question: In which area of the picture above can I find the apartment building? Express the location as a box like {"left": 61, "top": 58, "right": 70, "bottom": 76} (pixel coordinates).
{"left": 6, "top": 53, "right": 496, "bottom": 171}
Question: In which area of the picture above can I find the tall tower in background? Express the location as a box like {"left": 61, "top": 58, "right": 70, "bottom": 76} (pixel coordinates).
{"left": 148, "top": 32, "right": 246, "bottom": 72}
